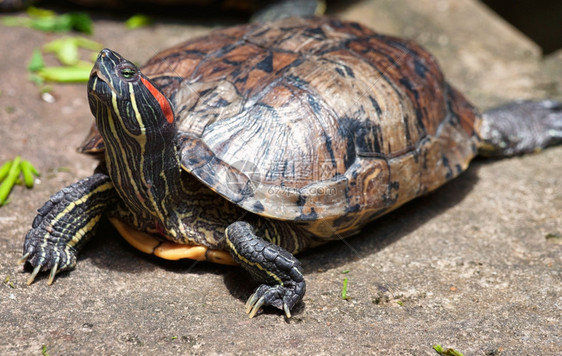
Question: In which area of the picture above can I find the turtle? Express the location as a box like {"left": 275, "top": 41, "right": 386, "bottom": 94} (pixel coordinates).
{"left": 20, "top": 16, "right": 562, "bottom": 318}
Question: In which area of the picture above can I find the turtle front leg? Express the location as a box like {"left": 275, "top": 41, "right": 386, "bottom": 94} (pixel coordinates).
{"left": 225, "top": 221, "right": 306, "bottom": 318}
{"left": 20, "top": 173, "right": 116, "bottom": 285}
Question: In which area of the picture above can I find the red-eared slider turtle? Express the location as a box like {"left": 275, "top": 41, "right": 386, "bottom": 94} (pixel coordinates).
{"left": 20, "top": 17, "right": 562, "bottom": 318}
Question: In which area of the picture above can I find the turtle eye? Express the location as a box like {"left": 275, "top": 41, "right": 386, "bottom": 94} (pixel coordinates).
{"left": 120, "top": 67, "right": 137, "bottom": 80}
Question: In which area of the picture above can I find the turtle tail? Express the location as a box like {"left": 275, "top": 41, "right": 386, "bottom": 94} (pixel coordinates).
{"left": 479, "top": 100, "right": 562, "bottom": 157}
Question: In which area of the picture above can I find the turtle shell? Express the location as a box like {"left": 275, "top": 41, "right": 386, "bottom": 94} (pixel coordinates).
{"left": 80, "top": 17, "right": 481, "bottom": 238}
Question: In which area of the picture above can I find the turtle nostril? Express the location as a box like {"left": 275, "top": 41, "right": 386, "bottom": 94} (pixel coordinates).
{"left": 99, "top": 48, "right": 112, "bottom": 59}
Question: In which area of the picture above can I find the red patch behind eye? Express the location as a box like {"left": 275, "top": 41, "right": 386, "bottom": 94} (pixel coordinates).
{"left": 140, "top": 76, "right": 174, "bottom": 124}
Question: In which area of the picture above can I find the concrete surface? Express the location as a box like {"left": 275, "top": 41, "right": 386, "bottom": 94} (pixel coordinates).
{"left": 1, "top": 0, "right": 560, "bottom": 354}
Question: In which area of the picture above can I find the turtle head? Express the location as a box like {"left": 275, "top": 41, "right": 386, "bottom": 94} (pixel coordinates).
{"left": 88, "top": 48, "right": 176, "bottom": 139}
{"left": 88, "top": 49, "right": 183, "bottom": 220}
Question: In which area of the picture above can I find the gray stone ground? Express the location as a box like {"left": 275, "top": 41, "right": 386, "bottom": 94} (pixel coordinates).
{"left": 1, "top": 0, "right": 560, "bottom": 354}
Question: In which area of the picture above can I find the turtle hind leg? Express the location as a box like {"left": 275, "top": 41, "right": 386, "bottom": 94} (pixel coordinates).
{"left": 479, "top": 100, "right": 562, "bottom": 157}
{"left": 225, "top": 221, "right": 305, "bottom": 318}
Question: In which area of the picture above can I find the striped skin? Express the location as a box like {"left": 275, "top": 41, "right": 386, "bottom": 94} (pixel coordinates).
{"left": 225, "top": 222, "right": 305, "bottom": 318}
{"left": 89, "top": 49, "right": 223, "bottom": 248}
{"left": 20, "top": 173, "right": 116, "bottom": 285}
{"left": 88, "top": 50, "right": 182, "bottom": 234}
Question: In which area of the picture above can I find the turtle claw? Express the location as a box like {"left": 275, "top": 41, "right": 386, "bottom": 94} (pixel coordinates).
{"left": 18, "top": 252, "right": 30, "bottom": 265}
{"left": 226, "top": 221, "right": 306, "bottom": 318}
{"left": 47, "top": 262, "right": 59, "bottom": 285}
{"left": 245, "top": 291, "right": 260, "bottom": 314}
{"left": 245, "top": 289, "right": 292, "bottom": 318}
{"left": 27, "top": 265, "right": 41, "bottom": 286}
{"left": 23, "top": 257, "right": 63, "bottom": 285}
{"left": 244, "top": 283, "right": 303, "bottom": 318}
{"left": 283, "top": 303, "right": 292, "bottom": 319}
{"left": 247, "top": 295, "right": 266, "bottom": 318}
{"left": 21, "top": 232, "right": 76, "bottom": 285}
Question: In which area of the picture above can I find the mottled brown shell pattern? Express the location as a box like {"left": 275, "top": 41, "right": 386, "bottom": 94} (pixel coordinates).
{"left": 84, "top": 17, "right": 481, "bottom": 238}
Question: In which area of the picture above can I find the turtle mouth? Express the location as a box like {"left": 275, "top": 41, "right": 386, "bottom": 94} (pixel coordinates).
{"left": 89, "top": 64, "right": 120, "bottom": 100}
{"left": 89, "top": 49, "right": 123, "bottom": 99}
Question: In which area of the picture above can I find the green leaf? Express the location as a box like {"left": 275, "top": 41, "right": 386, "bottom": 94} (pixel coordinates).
{"left": 26, "top": 6, "right": 57, "bottom": 18}
{"left": 38, "top": 65, "right": 92, "bottom": 83}
{"left": 21, "top": 160, "right": 40, "bottom": 188}
{"left": 44, "top": 37, "right": 103, "bottom": 66}
{"left": 433, "top": 344, "right": 464, "bottom": 356}
{"left": 69, "top": 12, "right": 93, "bottom": 34}
{"left": 0, "top": 161, "right": 12, "bottom": 182}
{"left": 45, "top": 38, "right": 79, "bottom": 65}
{"left": 29, "top": 73, "right": 45, "bottom": 86}
{"left": 74, "top": 37, "right": 104, "bottom": 51}
{"left": 4, "top": 10, "right": 93, "bottom": 34}
{"left": 43, "top": 37, "right": 68, "bottom": 52}
{"left": 41, "top": 345, "right": 50, "bottom": 356}
{"left": 0, "top": 157, "right": 21, "bottom": 206}
{"left": 341, "top": 277, "right": 349, "bottom": 300}
{"left": 29, "top": 14, "right": 73, "bottom": 32}
{"left": 4, "top": 275, "right": 15, "bottom": 289}
{"left": 28, "top": 48, "right": 46, "bottom": 72}
{"left": 125, "top": 14, "right": 153, "bottom": 29}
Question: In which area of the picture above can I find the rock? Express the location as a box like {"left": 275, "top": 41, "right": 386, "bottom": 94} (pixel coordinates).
{"left": 0, "top": 0, "right": 560, "bottom": 354}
